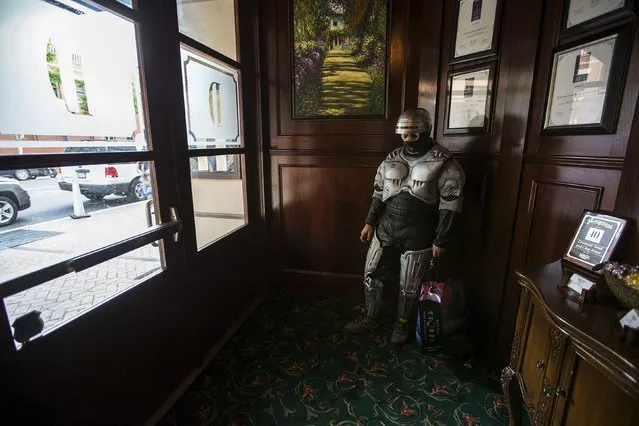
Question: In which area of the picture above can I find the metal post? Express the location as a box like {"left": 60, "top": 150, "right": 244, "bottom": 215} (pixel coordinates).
{"left": 70, "top": 170, "right": 90, "bottom": 219}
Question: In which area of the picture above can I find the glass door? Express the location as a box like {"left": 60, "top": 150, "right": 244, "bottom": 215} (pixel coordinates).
{"left": 0, "top": 0, "right": 183, "bottom": 349}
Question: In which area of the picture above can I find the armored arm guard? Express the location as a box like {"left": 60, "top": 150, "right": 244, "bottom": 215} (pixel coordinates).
{"left": 365, "top": 162, "right": 386, "bottom": 225}
{"left": 434, "top": 159, "right": 465, "bottom": 247}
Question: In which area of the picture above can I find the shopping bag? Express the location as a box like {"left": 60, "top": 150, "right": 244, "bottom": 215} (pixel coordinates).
{"left": 416, "top": 257, "right": 468, "bottom": 348}
{"left": 416, "top": 257, "right": 443, "bottom": 352}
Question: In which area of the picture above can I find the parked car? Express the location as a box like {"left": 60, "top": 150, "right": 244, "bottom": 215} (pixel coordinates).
{"left": 0, "top": 180, "right": 31, "bottom": 227}
{"left": 57, "top": 146, "right": 147, "bottom": 202}
{"left": 0, "top": 168, "right": 58, "bottom": 181}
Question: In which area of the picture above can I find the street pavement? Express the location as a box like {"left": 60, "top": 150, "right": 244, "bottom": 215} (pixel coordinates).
{"left": 1, "top": 201, "right": 162, "bottom": 344}
{"left": 3, "top": 177, "right": 133, "bottom": 232}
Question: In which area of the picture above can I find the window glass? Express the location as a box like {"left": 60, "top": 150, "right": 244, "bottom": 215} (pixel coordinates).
{"left": 0, "top": 162, "right": 159, "bottom": 279}
{"left": 190, "top": 155, "right": 246, "bottom": 249}
{"left": 0, "top": 0, "right": 147, "bottom": 156}
{"left": 181, "top": 46, "right": 243, "bottom": 149}
{"left": 117, "top": 0, "right": 134, "bottom": 8}
{"left": 177, "top": 0, "right": 238, "bottom": 60}
{"left": 4, "top": 242, "right": 161, "bottom": 349}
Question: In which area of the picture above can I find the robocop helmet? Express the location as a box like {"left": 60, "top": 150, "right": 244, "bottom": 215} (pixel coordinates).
{"left": 395, "top": 108, "right": 432, "bottom": 136}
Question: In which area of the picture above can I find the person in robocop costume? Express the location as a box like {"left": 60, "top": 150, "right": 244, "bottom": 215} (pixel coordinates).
{"left": 345, "top": 108, "right": 466, "bottom": 344}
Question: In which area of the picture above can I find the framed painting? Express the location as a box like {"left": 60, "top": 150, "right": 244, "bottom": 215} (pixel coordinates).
{"left": 291, "top": 0, "right": 390, "bottom": 118}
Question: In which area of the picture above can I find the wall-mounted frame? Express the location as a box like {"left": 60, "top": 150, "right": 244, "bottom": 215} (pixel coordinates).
{"left": 444, "top": 62, "right": 495, "bottom": 135}
{"left": 542, "top": 28, "right": 631, "bottom": 135}
{"left": 563, "top": 210, "right": 630, "bottom": 271}
{"left": 290, "top": 0, "right": 390, "bottom": 119}
{"left": 450, "top": 0, "right": 503, "bottom": 63}
{"left": 561, "top": 0, "right": 635, "bottom": 38}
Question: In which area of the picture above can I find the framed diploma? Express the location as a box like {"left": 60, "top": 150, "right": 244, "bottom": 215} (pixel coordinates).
{"left": 451, "top": 0, "right": 503, "bottom": 62}
{"left": 562, "top": 0, "right": 634, "bottom": 36}
{"left": 543, "top": 29, "right": 631, "bottom": 134}
{"left": 564, "top": 210, "right": 630, "bottom": 271}
{"left": 444, "top": 63, "right": 495, "bottom": 134}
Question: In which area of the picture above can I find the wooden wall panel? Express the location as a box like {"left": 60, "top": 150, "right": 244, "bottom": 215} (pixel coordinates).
{"left": 495, "top": 162, "right": 622, "bottom": 359}
{"left": 275, "top": 157, "right": 378, "bottom": 274}
{"left": 270, "top": 154, "right": 383, "bottom": 297}
{"left": 615, "top": 94, "right": 639, "bottom": 265}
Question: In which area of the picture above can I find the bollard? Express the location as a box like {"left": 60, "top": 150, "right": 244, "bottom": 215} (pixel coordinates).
{"left": 70, "top": 170, "right": 90, "bottom": 219}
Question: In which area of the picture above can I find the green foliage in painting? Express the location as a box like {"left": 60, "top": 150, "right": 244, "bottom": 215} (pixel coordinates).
{"left": 293, "top": 0, "right": 388, "bottom": 117}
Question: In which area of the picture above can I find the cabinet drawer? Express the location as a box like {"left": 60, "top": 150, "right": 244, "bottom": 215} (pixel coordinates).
{"left": 519, "top": 302, "right": 552, "bottom": 407}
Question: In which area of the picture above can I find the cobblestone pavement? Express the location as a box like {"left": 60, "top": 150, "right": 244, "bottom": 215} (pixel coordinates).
{"left": 0, "top": 202, "right": 163, "bottom": 341}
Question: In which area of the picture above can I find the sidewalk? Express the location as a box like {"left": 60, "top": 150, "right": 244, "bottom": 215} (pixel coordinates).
{"left": 1, "top": 202, "right": 162, "bottom": 341}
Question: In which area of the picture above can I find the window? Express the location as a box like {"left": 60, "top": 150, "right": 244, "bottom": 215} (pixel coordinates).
{"left": 177, "top": 0, "right": 238, "bottom": 61}
{"left": 177, "top": 1, "right": 247, "bottom": 250}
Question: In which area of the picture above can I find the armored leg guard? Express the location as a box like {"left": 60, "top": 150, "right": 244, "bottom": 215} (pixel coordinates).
{"left": 363, "top": 232, "right": 385, "bottom": 319}
{"left": 346, "top": 233, "right": 386, "bottom": 334}
{"left": 392, "top": 248, "right": 430, "bottom": 343}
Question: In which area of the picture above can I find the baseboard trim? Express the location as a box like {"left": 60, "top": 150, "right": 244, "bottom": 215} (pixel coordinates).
{"left": 145, "top": 297, "right": 264, "bottom": 426}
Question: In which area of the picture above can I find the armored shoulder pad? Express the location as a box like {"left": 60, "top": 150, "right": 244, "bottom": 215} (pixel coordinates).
{"left": 386, "top": 147, "right": 403, "bottom": 160}
{"left": 427, "top": 144, "right": 452, "bottom": 161}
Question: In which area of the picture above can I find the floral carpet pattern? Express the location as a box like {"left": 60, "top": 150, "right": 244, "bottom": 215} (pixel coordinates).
{"left": 159, "top": 295, "right": 509, "bottom": 425}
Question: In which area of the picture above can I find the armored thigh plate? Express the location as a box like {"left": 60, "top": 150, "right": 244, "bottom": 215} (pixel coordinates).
{"left": 364, "top": 232, "right": 384, "bottom": 277}
{"left": 397, "top": 247, "right": 431, "bottom": 318}
{"left": 363, "top": 232, "right": 384, "bottom": 318}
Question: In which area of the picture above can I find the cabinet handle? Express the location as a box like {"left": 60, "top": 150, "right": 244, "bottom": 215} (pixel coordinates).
{"left": 555, "top": 388, "right": 567, "bottom": 398}
{"left": 536, "top": 360, "right": 545, "bottom": 369}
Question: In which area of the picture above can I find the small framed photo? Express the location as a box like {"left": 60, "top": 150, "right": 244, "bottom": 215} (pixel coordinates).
{"left": 444, "top": 63, "right": 495, "bottom": 134}
{"left": 564, "top": 210, "right": 630, "bottom": 271}
{"left": 451, "top": 0, "right": 503, "bottom": 63}
{"left": 542, "top": 29, "right": 631, "bottom": 135}
{"left": 562, "top": 0, "right": 635, "bottom": 37}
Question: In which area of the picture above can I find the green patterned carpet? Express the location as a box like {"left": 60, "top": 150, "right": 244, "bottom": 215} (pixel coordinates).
{"left": 159, "top": 295, "right": 509, "bottom": 425}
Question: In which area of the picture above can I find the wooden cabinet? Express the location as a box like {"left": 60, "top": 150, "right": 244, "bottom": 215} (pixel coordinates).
{"left": 501, "top": 261, "right": 639, "bottom": 425}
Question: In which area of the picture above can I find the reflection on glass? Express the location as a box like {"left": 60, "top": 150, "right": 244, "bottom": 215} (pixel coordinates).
{"left": 190, "top": 155, "right": 246, "bottom": 249}
{"left": 0, "top": 162, "right": 158, "bottom": 280}
{"left": 117, "top": 0, "right": 134, "bottom": 8}
{"left": 181, "top": 46, "right": 242, "bottom": 149}
{"left": 177, "top": 0, "right": 238, "bottom": 60}
{"left": 0, "top": 0, "right": 147, "bottom": 155}
{"left": 3, "top": 242, "right": 161, "bottom": 348}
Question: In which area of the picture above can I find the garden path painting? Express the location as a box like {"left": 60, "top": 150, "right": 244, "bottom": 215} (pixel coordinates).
{"left": 293, "top": 0, "right": 388, "bottom": 117}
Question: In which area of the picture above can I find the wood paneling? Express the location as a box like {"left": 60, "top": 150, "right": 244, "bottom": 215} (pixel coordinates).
{"left": 496, "top": 162, "right": 622, "bottom": 360}
{"left": 616, "top": 95, "right": 639, "bottom": 265}
{"left": 271, "top": 154, "right": 381, "bottom": 296}
{"left": 437, "top": 0, "right": 546, "bottom": 357}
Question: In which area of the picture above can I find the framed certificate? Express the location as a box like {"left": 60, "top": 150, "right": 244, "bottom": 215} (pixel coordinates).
{"left": 444, "top": 63, "right": 495, "bottom": 134}
{"left": 543, "top": 30, "right": 631, "bottom": 134}
{"left": 451, "top": 0, "right": 503, "bottom": 62}
{"left": 564, "top": 210, "right": 630, "bottom": 271}
{"left": 562, "top": 0, "right": 634, "bottom": 36}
